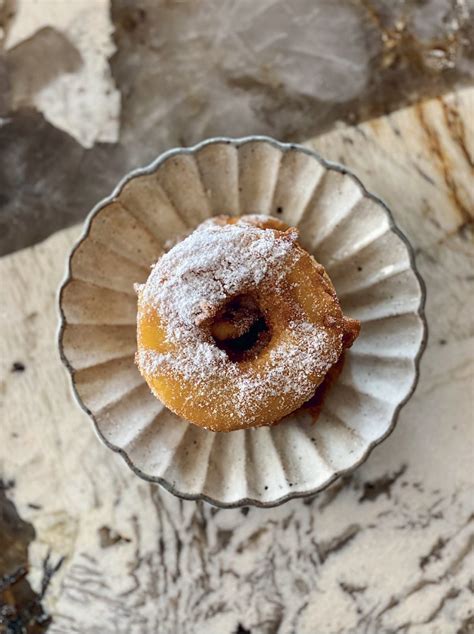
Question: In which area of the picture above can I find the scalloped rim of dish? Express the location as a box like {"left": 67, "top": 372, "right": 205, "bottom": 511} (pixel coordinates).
{"left": 57, "top": 135, "right": 428, "bottom": 509}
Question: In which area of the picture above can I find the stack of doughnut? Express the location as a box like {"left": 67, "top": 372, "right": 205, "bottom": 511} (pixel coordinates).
{"left": 136, "top": 214, "right": 360, "bottom": 432}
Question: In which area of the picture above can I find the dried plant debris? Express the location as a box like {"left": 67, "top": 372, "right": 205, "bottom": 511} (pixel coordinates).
{"left": 0, "top": 484, "right": 63, "bottom": 633}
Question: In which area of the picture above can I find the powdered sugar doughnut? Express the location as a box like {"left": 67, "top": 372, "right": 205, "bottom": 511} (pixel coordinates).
{"left": 136, "top": 218, "right": 359, "bottom": 432}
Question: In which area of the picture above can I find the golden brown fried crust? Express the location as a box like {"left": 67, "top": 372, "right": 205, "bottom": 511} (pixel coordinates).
{"left": 137, "top": 215, "right": 361, "bottom": 431}
{"left": 342, "top": 317, "right": 361, "bottom": 349}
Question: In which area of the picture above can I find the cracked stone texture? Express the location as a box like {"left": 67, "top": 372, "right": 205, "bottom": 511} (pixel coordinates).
{"left": 0, "top": 0, "right": 473, "bottom": 256}
{"left": 3, "top": 0, "right": 120, "bottom": 147}
{"left": 0, "top": 1, "right": 473, "bottom": 631}
{"left": 0, "top": 88, "right": 473, "bottom": 634}
{"left": 0, "top": 481, "right": 54, "bottom": 632}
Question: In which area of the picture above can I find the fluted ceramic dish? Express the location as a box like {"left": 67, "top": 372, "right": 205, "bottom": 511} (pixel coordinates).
{"left": 58, "top": 136, "right": 426, "bottom": 507}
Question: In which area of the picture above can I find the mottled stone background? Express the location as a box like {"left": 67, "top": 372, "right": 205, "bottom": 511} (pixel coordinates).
{"left": 0, "top": 0, "right": 473, "bottom": 255}
{"left": 0, "top": 2, "right": 473, "bottom": 633}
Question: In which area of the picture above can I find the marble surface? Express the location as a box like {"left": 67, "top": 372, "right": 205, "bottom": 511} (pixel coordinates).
{"left": 0, "top": 88, "right": 473, "bottom": 633}
{"left": 0, "top": 0, "right": 473, "bottom": 255}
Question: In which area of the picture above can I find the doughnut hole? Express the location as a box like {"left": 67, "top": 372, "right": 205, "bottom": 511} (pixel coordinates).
{"left": 210, "top": 294, "right": 271, "bottom": 362}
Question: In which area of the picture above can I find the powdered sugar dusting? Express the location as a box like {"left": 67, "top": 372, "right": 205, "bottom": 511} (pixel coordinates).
{"left": 141, "top": 223, "right": 298, "bottom": 334}
{"left": 137, "top": 222, "right": 342, "bottom": 428}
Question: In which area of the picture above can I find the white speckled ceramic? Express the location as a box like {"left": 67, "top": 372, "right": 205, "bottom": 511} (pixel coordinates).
{"left": 58, "top": 136, "right": 426, "bottom": 507}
